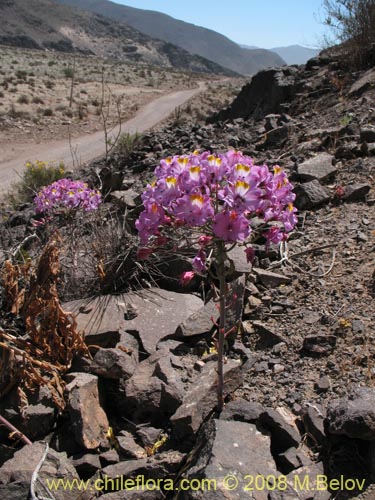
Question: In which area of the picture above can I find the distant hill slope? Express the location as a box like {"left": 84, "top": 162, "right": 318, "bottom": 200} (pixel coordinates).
{"left": 270, "top": 45, "right": 320, "bottom": 65}
{"left": 0, "top": 0, "right": 236, "bottom": 75}
{"left": 55, "top": 0, "right": 286, "bottom": 75}
{"left": 241, "top": 44, "right": 320, "bottom": 65}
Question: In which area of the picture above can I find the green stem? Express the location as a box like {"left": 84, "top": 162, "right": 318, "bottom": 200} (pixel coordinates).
{"left": 216, "top": 241, "right": 226, "bottom": 412}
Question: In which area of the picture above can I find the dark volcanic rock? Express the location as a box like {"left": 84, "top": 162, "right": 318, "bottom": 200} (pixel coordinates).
{"left": 302, "top": 335, "right": 336, "bottom": 356}
{"left": 210, "top": 67, "right": 299, "bottom": 122}
{"left": 178, "top": 418, "right": 278, "bottom": 499}
{"left": 91, "top": 347, "right": 137, "bottom": 379}
{"left": 297, "top": 153, "right": 336, "bottom": 182}
{"left": 65, "top": 372, "right": 109, "bottom": 450}
{"left": 0, "top": 442, "right": 82, "bottom": 500}
{"left": 171, "top": 359, "right": 243, "bottom": 443}
{"left": 343, "top": 183, "right": 371, "bottom": 202}
{"left": 327, "top": 387, "right": 375, "bottom": 440}
{"left": 294, "top": 180, "right": 331, "bottom": 210}
{"left": 121, "top": 288, "right": 203, "bottom": 354}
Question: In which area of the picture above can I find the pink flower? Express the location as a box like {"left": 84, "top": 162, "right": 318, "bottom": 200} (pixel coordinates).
{"left": 180, "top": 271, "right": 195, "bottom": 286}
{"left": 137, "top": 247, "right": 154, "bottom": 260}
{"left": 192, "top": 250, "right": 207, "bottom": 273}
{"left": 244, "top": 246, "right": 255, "bottom": 263}
{"left": 213, "top": 211, "right": 250, "bottom": 242}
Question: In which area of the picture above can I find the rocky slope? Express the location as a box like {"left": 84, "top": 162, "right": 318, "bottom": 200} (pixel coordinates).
{"left": 0, "top": 0, "right": 235, "bottom": 74}
{"left": 55, "top": 0, "right": 286, "bottom": 75}
{"left": 0, "top": 50, "right": 375, "bottom": 499}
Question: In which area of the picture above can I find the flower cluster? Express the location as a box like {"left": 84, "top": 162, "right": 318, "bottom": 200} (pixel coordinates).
{"left": 136, "top": 150, "right": 297, "bottom": 273}
{"left": 34, "top": 178, "right": 102, "bottom": 213}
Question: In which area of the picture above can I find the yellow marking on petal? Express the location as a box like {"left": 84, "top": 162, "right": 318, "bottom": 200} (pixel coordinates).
{"left": 165, "top": 157, "right": 172, "bottom": 164}
{"left": 235, "top": 180, "right": 249, "bottom": 196}
{"left": 274, "top": 166, "right": 282, "bottom": 174}
{"left": 178, "top": 157, "right": 188, "bottom": 165}
{"left": 235, "top": 163, "right": 250, "bottom": 173}
{"left": 150, "top": 180, "right": 156, "bottom": 188}
{"left": 287, "top": 203, "right": 294, "bottom": 211}
{"left": 193, "top": 150, "right": 200, "bottom": 155}
{"left": 190, "top": 166, "right": 200, "bottom": 175}
{"left": 151, "top": 203, "right": 159, "bottom": 213}
{"left": 166, "top": 176, "right": 177, "bottom": 187}
{"left": 190, "top": 194, "right": 204, "bottom": 207}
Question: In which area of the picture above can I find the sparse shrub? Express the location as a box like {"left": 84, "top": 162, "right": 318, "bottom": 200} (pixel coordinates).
{"left": 116, "top": 132, "right": 142, "bottom": 157}
{"left": 63, "top": 67, "right": 74, "bottom": 79}
{"left": 44, "top": 79, "right": 54, "bottom": 90}
{"left": 0, "top": 91, "right": 4, "bottom": 98}
{"left": 42, "top": 108, "right": 53, "bottom": 116}
{"left": 31, "top": 96, "right": 44, "bottom": 104}
{"left": 323, "top": 0, "right": 375, "bottom": 67}
{"left": 15, "top": 69, "right": 27, "bottom": 80}
{"left": 17, "top": 94, "right": 29, "bottom": 104}
{"left": 9, "top": 160, "right": 66, "bottom": 205}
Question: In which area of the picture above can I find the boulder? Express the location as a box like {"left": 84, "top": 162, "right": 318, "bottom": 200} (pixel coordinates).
{"left": 121, "top": 288, "right": 203, "bottom": 354}
{"left": 91, "top": 347, "right": 137, "bottom": 379}
{"left": 171, "top": 359, "right": 243, "bottom": 444}
{"left": 294, "top": 180, "right": 331, "bottom": 210}
{"left": 210, "top": 67, "right": 299, "bottom": 122}
{"left": 65, "top": 372, "right": 109, "bottom": 450}
{"left": 327, "top": 387, "right": 375, "bottom": 440}
{"left": 297, "top": 153, "right": 336, "bottom": 182}
{"left": 62, "top": 296, "right": 126, "bottom": 347}
{"left": 0, "top": 442, "right": 85, "bottom": 500}
{"left": 179, "top": 419, "right": 279, "bottom": 499}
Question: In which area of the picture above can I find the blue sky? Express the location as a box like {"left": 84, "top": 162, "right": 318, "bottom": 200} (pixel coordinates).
{"left": 112, "top": 0, "right": 330, "bottom": 49}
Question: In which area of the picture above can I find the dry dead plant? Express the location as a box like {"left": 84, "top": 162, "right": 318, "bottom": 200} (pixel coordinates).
{"left": 0, "top": 234, "right": 90, "bottom": 410}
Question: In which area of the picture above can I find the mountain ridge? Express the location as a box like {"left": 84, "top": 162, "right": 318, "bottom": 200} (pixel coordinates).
{"left": 55, "top": 0, "right": 286, "bottom": 74}
{"left": 0, "top": 0, "right": 237, "bottom": 75}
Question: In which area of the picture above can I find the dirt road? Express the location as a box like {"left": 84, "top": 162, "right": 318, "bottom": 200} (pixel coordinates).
{"left": 0, "top": 85, "right": 204, "bottom": 192}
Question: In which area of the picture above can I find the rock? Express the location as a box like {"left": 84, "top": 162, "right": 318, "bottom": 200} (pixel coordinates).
{"left": 349, "top": 68, "right": 375, "bottom": 96}
{"left": 297, "top": 153, "right": 336, "bottom": 182}
{"left": 171, "top": 359, "right": 243, "bottom": 444}
{"left": 102, "top": 450, "right": 184, "bottom": 489}
{"left": 117, "top": 430, "right": 147, "bottom": 459}
{"left": 227, "top": 245, "right": 252, "bottom": 275}
{"left": 123, "top": 350, "right": 186, "bottom": 423}
{"left": 72, "top": 453, "right": 101, "bottom": 476}
{"left": 343, "top": 183, "right": 371, "bottom": 202}
{"left": 22, "top": 403, "right": 56, "bottom": 440}
{"left": 327, "top": 387, "right": 375, "bottom": 440}
{"left": 251, "top": 321, "right": 287, "bottom": 349}
{"left": 302, "top": 335, "right": 336, "bottom": 356}
{"left": 62, "top": 296, "right": 126, "bottom": 347}
{"left": 210, "top": 67, "right": 299, "bottom": 122}
{"left": 276, "top": 446, "right": 313, "bottom": 474}
{"left": 253, "top": 268, "right": 292, "bottom": 288}
{"left": 100, "top": 449, "right": 120, "bottom": 467}
{"left": 294, "top": 180, "right": 331, "bottom": 210}
{"left": 179, "top": 418, "right": 279, "bottom": 499}
{"left": 335, "top": 141, "right": 362, "bottom": 160}
{"left": 262, "top": 125, "right": 291, "bottom": 148}
{"left": 360, "top": 128, "right": 375, "bottom": 143}
{"left": 302, "top": 404, "right": 327, "bottom": 447}
{"left": 174, "top": 299, "right": 217, "bottom": 339}
{"left": 220, "top": 399, "right": 264, "bottom": 422}
{"left": 91, "top": 347, "right": 137, "bottom": 379}
{"left": 100, "top": 491, "right": 162, "bottom": 499}
{"left": 110, "top": 189, "right": 139, "bottom": 208}
{"left": 0, "top": 442, "right": 84, "bottom": 500}
{"left": 136, "top": 426, "right": 164, "bottom": 448}
{"left": 121, "top": 288, "right": 203, "bottom": 354}
{"left": 65, "top": 372, "right": 109, "bottom": 450}
{"left": 258, "top": 407, "right": 301, "bottom": 453}
{"left": 315, "top": 375, "right": 331, "bottom": 393}
{"left": 269, "top": 462, "right": 330, "bottom": 500}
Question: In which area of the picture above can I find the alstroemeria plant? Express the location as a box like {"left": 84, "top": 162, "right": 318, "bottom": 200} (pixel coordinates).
{"left": 136, "top": 150, "right": 297, "bottom": 410}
